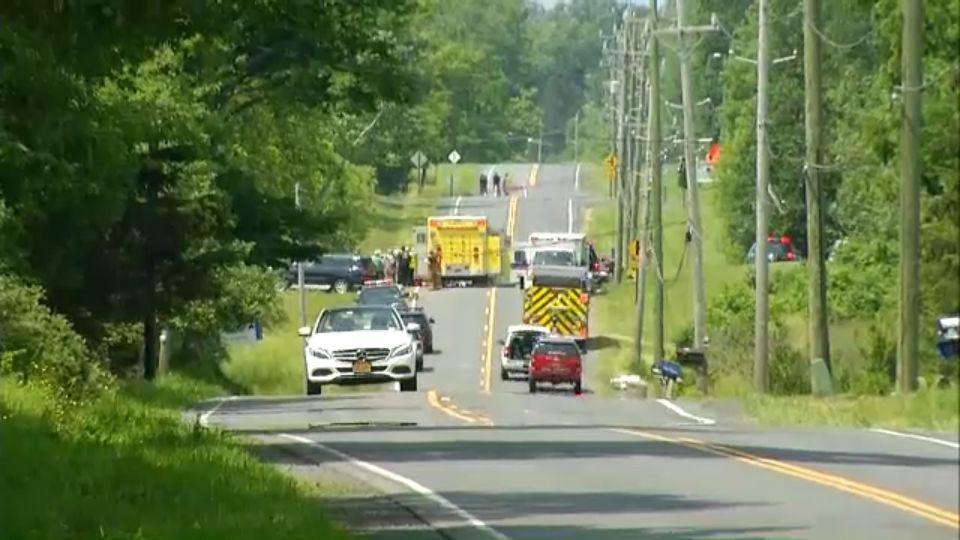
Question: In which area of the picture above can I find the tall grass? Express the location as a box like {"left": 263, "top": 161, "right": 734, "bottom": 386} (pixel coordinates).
{"left": 0, "top": 376, "right": 351, "bottom": 540}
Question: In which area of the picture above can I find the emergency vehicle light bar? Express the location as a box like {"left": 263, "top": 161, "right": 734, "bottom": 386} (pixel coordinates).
{"left": 363, "top": 279, "right": 393, "bottom": 287}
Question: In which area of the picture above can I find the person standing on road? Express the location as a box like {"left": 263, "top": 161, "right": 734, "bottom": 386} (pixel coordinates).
{"left": 479, "top": 172, "right": 488, "bottom": 196}
{"left": 492, "top": 171, "right": 502, "bottom": 197}
{"left": 407, "top": 249, "right": 417, "bottom": 286}
{"left": 502, "top": 172, "right": 510, "bottom": 195}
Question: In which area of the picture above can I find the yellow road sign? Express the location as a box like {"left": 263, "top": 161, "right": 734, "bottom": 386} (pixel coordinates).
{"left": 604, "top": 153, "right": 618, "bottom": 180}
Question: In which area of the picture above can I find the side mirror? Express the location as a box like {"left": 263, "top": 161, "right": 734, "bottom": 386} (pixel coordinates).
{"left": 497, "top": 338, "right": 505, "bottom": 345}
{"left": 405, "top": 322, "right": 421, "bottom": 334}
{"left": 297, "top": 326, "right": 312, "bottom": 338}
{"left": 429, "top": 317, "right": 436, "bottom": 324}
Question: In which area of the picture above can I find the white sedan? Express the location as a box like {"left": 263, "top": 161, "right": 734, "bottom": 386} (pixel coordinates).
{"left": 298, "top": 305, "right": 421, "bottom": 395}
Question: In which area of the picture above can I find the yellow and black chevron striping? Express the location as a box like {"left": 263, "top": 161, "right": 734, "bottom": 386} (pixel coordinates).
{"left": 522, "top": 286, "right": 589, "bottom": 336}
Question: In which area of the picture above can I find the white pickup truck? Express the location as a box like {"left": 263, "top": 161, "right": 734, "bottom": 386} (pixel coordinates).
{"left": 298, "top": 305, "right": 421, "bottom": 395}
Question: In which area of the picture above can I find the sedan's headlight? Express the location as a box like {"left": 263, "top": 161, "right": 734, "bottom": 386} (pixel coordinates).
{"left": 392, "top": 344, "right": 412, "bottom": 357}
{"left": 309, "top": 347, "right": 331, "bottom": 359}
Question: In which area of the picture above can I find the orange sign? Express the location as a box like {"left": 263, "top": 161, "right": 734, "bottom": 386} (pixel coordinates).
{"left": 706, "top": 143, "right": 720, "bottom": 165}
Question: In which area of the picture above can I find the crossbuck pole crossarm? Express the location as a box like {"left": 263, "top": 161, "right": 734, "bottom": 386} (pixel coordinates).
{"left": 654, "top": 24, "right": 720, "bottom": 37}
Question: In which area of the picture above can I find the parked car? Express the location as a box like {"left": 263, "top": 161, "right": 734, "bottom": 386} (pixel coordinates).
{"left": 399, "top": 308, "right": 435, "bottom": 354}
{"left": 357, "top": 284, "right": 408, "bottom": 311}
{"left": 528, "top": 335, "right": 583, "bottom": 395}
{"left": 285, "top": 254, "right": 375, "bottom": 294}
{"left": 745, "top": 235, "right": 800, "bottom": 264}
{"left": 499, "top": 324, "right": 550, "bottom": 380}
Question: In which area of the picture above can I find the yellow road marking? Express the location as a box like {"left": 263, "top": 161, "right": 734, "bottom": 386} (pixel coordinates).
{"left": 528, "top": 163, "right": 540, "bottom": 187}
{"left": 482, "top": 288, "right": 497, "bottom": 393}
{"left": 612, "top": 428, "right": 960, "bottom": 529}
{"left": 426, "top": 390, "right": 493, "bottom": 425}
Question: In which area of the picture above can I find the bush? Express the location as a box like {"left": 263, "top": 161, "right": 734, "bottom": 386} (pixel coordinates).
{"left": 0, "top": 274, "right": 110, "bottom": 398}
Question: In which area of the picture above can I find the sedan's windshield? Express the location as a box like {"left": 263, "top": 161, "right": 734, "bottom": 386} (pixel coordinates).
{"left": 358, "top": 287, "right": 401, "bottom": 305}
{"left": 316, "top": 307, "right": 401, "bottom": 333}
{"left": 533, "top": 250, "right": 575, "bottom": 266}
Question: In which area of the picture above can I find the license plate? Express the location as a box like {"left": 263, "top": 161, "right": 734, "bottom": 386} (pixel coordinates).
{"left": 354, "top": 360, "right": 371, "bottom": 374}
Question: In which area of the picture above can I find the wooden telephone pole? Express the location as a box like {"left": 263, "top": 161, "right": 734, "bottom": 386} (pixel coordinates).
{"left": 668, "top": 0, "right": 715, "bottom": 350}
{"left": 754, "top": 0, "right": 771, "bottom": 392}
{"left": 898, "top": 0, "right": 923, "bottom": 392}
{"left": 803, "top": 0, "right": 833, "bottom": 395}
{"left": 648, "top": 0, "right": 665, "bottom": 365}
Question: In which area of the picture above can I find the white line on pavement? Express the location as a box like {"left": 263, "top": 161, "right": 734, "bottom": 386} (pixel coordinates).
{"left": 199, "top": 396, "right": 237, "bottom": 427}
{"left": 574, "top": 163, "right": 581, "bottom": 191}
{"left": 279, "top": 433, "right": 510, "bottom": 540}
{"left": 452, "top": 195, "right": 462, "bottom": 215}
{"left": 655, "top": 398, "right": 717, "bottom": 426}
{"left": 870, "top": 428, "right": 960, "bottom": 450}
{"left": 567, "top": 198, "right": 574, "bottom": 233}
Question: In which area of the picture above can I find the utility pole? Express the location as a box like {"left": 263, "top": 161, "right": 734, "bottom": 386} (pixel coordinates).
{"left": 898, "top": 0, "right": 923, "bottom": 392}
{"left": 614, "top": 17, "right": 628, "bottom": 284}
{"left": 537, "top": 124, "right": 544, "bottom": 163}
{"left": 754, "top": 0, "right": 771, "bottom": 392}
{"left": 573, "top": 109, "right": 580, "bottom": 163}
{"left": 295, "top": 182, "right": 307, "bottom": 330}
{"left": 803, "top": 0, "right": 832, "bottom": 394}
{"left": 673, "top": 0, "right": 710, "bottom": 349}
{"left": 648, "top": 0, "right": 665, "bottom": 365}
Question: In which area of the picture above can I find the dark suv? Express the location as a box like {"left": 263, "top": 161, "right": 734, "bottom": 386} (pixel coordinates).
{"left": 399, "top": 308, "right": 435, "bottom": 354}
{"left": 285, "top": 254, "right": 374, "bottom": 294}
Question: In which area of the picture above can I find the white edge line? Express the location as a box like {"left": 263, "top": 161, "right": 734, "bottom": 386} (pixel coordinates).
{"left": 453, "top": 195, "right": 462, "bottom": 216}
{"left": 574, "top": 163, "right": 581, "bottom": 191}
{"left": 870, "top": 428, "right": 960, "bottom": 449}
{"left": 199, "top": 395, "right": 237, "bottom": 427}
{"left": 567, "top": 198, "right": 574, "bottom": 233}
{"left": 279, "top": 433, "right": 510, "bottom": 540}
{"left": 655, "top": 398, "right": 717, "bottom": 426}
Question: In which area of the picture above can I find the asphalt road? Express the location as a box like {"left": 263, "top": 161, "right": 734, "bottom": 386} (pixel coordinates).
{"left": 200, "top": 163, "right": 960, "bottom": 539}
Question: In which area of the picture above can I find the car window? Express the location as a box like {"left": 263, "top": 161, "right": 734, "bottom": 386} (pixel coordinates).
{"left": 401, "top": 313, "right": 427, "bottom": 327}
{"left": 534, "top": 341, "right": 580, "bottom": 357}
{"left": 359, "top": 287, "right": 401, "bottom": 304}
{"left": 316, "top": 308, "right": 401, "bottom": 333}
{"left": 533, "top": 250, "right": 575, "bottom": 266}
{"left": 507, "top": 330, "right": 545, "bottom": 358}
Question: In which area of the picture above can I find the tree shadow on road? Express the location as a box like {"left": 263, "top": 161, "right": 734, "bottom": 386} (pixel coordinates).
{"left": 250, "top": 432, "right": 958, "bottom": 470}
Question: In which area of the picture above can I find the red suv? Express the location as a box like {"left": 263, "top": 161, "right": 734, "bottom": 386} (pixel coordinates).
{"left": 528, "top": 336, "right": 583, "bottom": 395}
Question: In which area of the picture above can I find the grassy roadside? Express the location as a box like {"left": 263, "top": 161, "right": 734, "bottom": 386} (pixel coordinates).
{"left": 585, "top": 163, "right": 743, "bottom": 389}
{"left": 224, "top": 165, "right": 481, "bottom": 395}
{"left": 0, "top": 376, "right": 351, "bottom": 540}
{"left": 583, "top": 164, "right": 958, "bottom": 431}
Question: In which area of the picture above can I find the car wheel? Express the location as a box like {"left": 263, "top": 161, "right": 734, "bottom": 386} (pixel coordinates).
{"left": 400, "top": 375, "right": 418, "bottom": 392}
{"left": 528, "top": 379, "right": 537, "bottom": 393}
{"left": 333, "top": 279, "right": 349, "bottom": 294}
{"left": 500, "top": 368, "right": 508, "bottom": 381}
{"left": 306, "top": 380, "right": 322, "bottom": 396}
{"left": 425, "top": 344, "right": 434, "bottom": 354}
{"left": 416, "top": 358, "right": 423, "bottom": 372}
{"left": 573, "top": 379, "right": 582, "bottom": 395}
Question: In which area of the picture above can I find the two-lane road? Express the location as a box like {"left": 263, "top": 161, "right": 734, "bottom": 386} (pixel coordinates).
{"left": 201, "top": 163, "right": 959, "bottom": 539}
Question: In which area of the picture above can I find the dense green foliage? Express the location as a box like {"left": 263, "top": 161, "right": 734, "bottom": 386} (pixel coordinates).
{"left": 695, "top": 0, "right": 957, "bottom": 394}
{"left": 0, "top": 1, "right": 620, "bottom": 391}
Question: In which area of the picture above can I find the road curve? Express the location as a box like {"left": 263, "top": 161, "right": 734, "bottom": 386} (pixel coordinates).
{"left": 199, "top": 163, "right": 960, "bottom": 539}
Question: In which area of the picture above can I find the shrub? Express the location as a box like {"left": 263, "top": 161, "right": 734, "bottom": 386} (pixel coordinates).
{"left": 0, "top": 274, "right": 110, "bottom": 398}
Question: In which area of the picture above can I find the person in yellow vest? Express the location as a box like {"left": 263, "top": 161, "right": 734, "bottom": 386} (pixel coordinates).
{"left": 407, "top": 249, "right": 417, "bottom": 286}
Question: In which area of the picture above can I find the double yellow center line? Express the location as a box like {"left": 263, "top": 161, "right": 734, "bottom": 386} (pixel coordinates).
{"left": 613, "top": 428, "right": 960, "bottom": 529}
{"left": 426, "top": 390, "right": 493, "bottom": 426}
